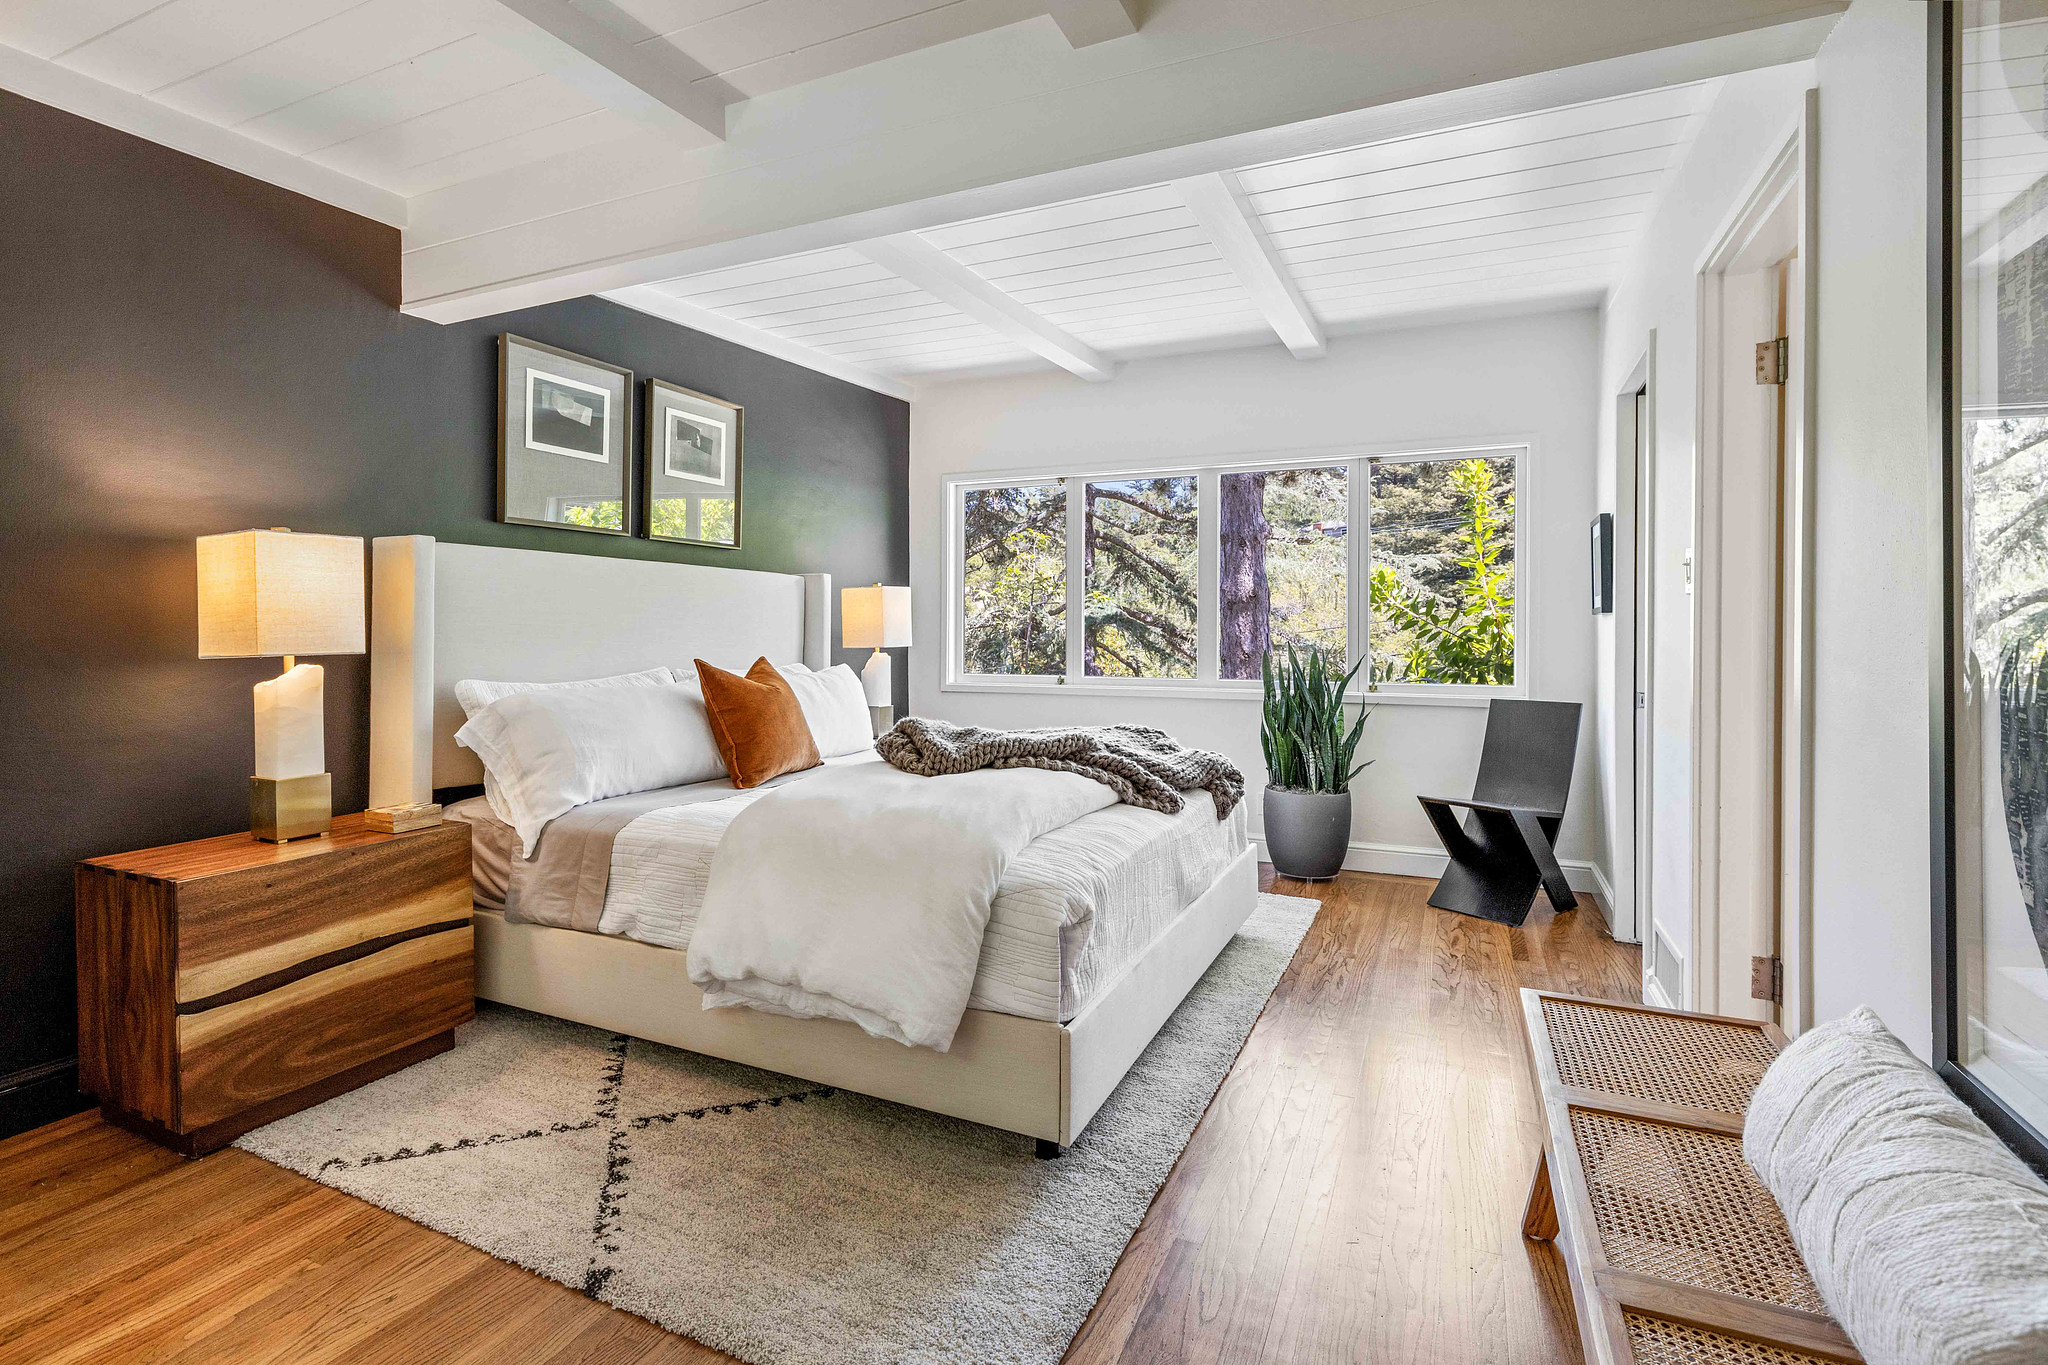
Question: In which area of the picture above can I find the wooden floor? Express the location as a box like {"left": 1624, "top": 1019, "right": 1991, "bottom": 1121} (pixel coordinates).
{"left": 0, "top": 871, "right": 1637, "bottom": 1365}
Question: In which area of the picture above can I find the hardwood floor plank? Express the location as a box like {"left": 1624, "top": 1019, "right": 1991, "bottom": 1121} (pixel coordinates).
{"left": 0, "top": 870, "right": 1636, "bottom": 1365}
{"left": 0, "top": 1118, "right": 183, "bottom": 1249}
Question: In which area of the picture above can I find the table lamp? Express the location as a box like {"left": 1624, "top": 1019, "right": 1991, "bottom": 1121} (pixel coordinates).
{"left": 197, "top": 528, "right": 365, "bottom": 842}
{"left": 841, "top": 583, "right": 911, "bottom": 708}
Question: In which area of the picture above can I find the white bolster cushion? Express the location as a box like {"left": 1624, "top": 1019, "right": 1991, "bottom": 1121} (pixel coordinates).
{"left": 1743, "top": 1005, "right": 2048, "bottom": 1365}
{"left": 777, "top": 662, "right": 874, "bottom": 758}
{"left": 454, "top": 682, "right": 726, "bottom": 858}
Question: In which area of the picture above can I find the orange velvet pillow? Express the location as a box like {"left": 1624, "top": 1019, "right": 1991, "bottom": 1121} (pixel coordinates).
{"left": 695, "top": 657, "right": 822, "bottom": 789}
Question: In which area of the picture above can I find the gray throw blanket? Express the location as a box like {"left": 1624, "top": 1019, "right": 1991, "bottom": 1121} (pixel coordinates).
{"left": 877, "top": 717, "right": 1243, "bottom": 817}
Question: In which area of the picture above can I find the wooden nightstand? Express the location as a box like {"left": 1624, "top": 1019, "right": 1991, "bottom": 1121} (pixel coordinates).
{"left": 76, "top": 814, "right": 474, "bottom": 1157}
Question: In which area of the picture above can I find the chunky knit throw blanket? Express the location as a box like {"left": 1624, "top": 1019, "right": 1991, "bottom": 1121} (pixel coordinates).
{"left": 877, "top": 718, "right": 1243, "bottom": 817}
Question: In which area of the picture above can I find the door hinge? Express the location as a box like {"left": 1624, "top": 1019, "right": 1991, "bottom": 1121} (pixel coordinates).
{"left": 1751, "top": 955, "right": 1784, "bottom": 1005}
{"left": 1755, "top": 337, "right": 1788, "bottom": 386}
{"left": 1635, "top": 690, "right": 1646, "bottom": 710}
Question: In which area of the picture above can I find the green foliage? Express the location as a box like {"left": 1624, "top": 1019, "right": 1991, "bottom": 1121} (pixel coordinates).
{"left": 1367, "top": 458, "right": 1515, "bottom": 685}
{"left": 560, "top": 500, "right": 624, "bottom": 531}
{"left": 701, "top": 498, "right": 735, "bottom": 543}
{"left": 1085, "top": 477, "right": 1197, "bottom": 677}
{"left": 962, "top": 483, "right": 1067, "bottom": 675}
{"left": 1261, "top": 643, "right": 1374, "bottom": 794}
{"left": 648, "top": 496, "right": 736, "bottom": 544}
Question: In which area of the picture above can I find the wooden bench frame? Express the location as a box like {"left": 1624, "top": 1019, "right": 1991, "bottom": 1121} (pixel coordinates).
{"left": 1518, "top": 989, "right": 1864, "bottom": 1365}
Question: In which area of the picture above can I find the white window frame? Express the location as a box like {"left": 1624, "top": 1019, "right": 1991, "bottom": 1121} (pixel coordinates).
{"left": 944, "top": 438, "right": 1532, "bottom": 707}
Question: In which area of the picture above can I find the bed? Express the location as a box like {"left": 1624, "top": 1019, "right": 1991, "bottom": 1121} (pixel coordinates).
{"left": 367, "top": 536, "right": 1260, "bottom": 1151}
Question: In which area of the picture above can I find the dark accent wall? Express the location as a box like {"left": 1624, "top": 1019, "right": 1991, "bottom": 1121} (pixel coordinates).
{"left": 0, "top": 91, "right": 909, "bottom": 1138}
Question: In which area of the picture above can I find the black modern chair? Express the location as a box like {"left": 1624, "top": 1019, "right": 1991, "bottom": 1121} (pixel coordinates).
{"left": 1417, "top": 699, "right": 1582, "bottom": 926}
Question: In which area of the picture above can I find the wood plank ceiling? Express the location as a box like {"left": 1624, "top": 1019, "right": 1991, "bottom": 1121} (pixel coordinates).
{"left": 613, "top": 80, "right": 1720, "bottom": 385}
{"left": 0, "top": 0, "right": 1062, "bottom": 198}
{"left": 0, "top": 0, "right": 1846, "bottom": 349}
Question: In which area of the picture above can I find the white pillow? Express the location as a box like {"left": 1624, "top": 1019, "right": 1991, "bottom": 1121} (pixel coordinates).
{"left": 453, "top": 667, "right": 675, "bottom": 720}
{"left": 453, "top": 668, "right": 677, "bottom": 826}
{"left": 778, "top": 662, "right": 874, "bottom": 758}
{"left": 454, "top": 682, "right": 726, "bottom": 857}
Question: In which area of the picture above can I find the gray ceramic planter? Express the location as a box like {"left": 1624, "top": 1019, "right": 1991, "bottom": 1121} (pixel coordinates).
{"left": 1262, "top": 786, "right": 1352, "bottom": 881}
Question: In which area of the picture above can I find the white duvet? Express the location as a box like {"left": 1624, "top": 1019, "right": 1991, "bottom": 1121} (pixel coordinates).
{"left": 684, "top": 760, "right": 1117, "bottom": 1051}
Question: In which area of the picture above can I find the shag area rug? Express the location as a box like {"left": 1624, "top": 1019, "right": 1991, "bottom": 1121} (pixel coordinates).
{"left": 238, "top": 892, "right": 1317, "bottom": 1365}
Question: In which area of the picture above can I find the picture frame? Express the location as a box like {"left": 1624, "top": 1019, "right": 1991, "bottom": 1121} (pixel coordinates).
{"left": 498, "top": 334, "right": 632, "bottom": 535}
{"left": 643, "top": 378, "right": 742, "bottom": 549}
{"left": 1928, "top": 0, "right": 2048, "bottom": 1177}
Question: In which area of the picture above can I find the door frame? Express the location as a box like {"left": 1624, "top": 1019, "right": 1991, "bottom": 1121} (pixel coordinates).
{"left": 1691, "top": 90, "right": 1819, "bottom": 1030}
{"left": 1613, "top": 346, "right": 1654, "bottom": 956}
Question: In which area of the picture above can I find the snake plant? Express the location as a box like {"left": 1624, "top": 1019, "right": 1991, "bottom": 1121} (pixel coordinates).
{"left": 1260, "top": 644, "right": 1374, "bottom": 794}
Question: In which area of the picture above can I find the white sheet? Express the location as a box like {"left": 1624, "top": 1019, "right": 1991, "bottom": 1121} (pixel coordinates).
{"left": 451, "top": 759, "right": 1250, "bottom": 1025}
{"left": 686, "top": 761, "right": 1117, "bottom": 1049}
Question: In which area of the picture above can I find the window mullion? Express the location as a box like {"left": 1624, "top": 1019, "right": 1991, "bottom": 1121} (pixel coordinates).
{"left": 1351, "top": 457, "right": 1370, "bottom": 686}
{"left": 1197, "top": 469, "right": 1219, "bottom": 682}
{"left": 1064, "top": 476, "right": 1085, "bottom": 681}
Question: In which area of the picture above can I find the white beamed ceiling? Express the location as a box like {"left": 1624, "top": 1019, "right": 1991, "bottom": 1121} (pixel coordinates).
{"left": 614, "top": 80, "right": 1720, "bottom": 385}
{"left": 0, "top": 0, "right": 1839, "bottom": 388}
{"left": 0, "top": 0, "right": 1059, "bottom": 201}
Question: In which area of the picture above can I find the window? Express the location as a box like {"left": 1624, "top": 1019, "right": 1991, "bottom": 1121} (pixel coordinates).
{"left": 961, "top": 482, "right": 1066, "bottom": 676}
{"left": 950, "top": 446, "right": 1521, "bottom": 695}
{"left": 1219, "top": 466, "right": 1348, "bottom": 679}
{"left": 1086, "top": 477, "right": 1197, "bottom": 677}
{"left": 1367, "top": 453, "right": 1515, "bottom": 685}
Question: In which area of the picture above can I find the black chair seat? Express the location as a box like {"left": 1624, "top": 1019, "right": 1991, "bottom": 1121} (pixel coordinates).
{"left": 1418, "top": 699, "right": 1582, "bottom": 926}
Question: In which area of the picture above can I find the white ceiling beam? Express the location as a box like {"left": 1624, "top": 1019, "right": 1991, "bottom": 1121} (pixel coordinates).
{"left": 1174, "top": 170, "right": 1325, "bottom": 359}
{"left": 854, "top": 234, "right": 1116, "bottom": 382}
{"left": 459, "top": 0, "right": 729, "bottom": 142}
{"left": 1046, "top": 0, "right": 1140, "bottom": 47}
{"left": 0, "top": 42, "right": 407, "bottom": 227}
{"left": 603, "top": 286, "right": 913, "bottom": 401}
{"left": 404, "top": 8, "right": 1841, "bottom": 322}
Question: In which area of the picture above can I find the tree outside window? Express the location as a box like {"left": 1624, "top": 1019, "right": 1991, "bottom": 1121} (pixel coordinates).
{"left": 953, "top": 447, "right": 1517, "bottom": 689}
{"left": 962, "top": 482, "right": 1065, "bottom": 675}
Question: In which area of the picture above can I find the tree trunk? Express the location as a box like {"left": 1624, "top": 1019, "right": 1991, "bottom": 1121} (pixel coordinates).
{"left": 1219, "top": 473, "right": 1270, "bottom": 679}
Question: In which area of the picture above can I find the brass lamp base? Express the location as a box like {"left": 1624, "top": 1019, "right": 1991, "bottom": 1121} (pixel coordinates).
{"left": 250, "top": 773, "right": 332, "bottom": 843}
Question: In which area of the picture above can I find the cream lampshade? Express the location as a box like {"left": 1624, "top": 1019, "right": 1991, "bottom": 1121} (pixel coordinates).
{"left": 197, "top": 528, "right": 365, "bottom": 841}
{"left": 841, "top": 583, "right": 911, "bottom": 708}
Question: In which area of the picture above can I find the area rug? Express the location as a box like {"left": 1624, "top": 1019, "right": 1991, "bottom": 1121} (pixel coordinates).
{"left": 237, "top": 891, "right": 1316, "bottom": 1365}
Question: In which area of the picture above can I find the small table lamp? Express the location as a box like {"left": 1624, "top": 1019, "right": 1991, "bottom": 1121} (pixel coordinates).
{"left": 197, "top": 528, "right": 365, "bottom": 842}
{"left": 842, "top": 583, "right": 912, "bottom": 709}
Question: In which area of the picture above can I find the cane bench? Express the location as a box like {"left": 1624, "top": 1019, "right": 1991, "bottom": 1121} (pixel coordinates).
{"left": 1518, "top": 990, "right": 1863, "bottom": 1365}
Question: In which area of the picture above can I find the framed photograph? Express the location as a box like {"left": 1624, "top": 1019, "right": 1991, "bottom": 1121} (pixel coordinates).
{"left": 644, "top": 378, "right": 741, "bottom": 548}
{"left": 1931, "top": 1, "right": 2048, "bottom": 1175}
{"left": 498, "top": 335, "right": 632, "bottom": 535}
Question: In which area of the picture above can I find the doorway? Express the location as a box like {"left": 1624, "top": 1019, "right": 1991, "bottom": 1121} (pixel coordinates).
{"left": 1693, "top": 93, "right": 1817, "bottom": 1029}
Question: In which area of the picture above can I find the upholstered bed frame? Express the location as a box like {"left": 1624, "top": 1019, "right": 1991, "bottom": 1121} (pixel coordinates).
{"left": 368, "top": 536, "right": 1258, "bottom": 1150}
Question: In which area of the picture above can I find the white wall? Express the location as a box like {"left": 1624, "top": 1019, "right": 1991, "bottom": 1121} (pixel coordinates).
{"left": 1594, "top": 61, "right": 1816, "bottom": 996}
{"left": 1592, "top": 0, "right": 1932, "bottom": 1052}
{"left": 908, "top": 310, "right": 1610, "bottom": 891}
{"left": 1806, "top": 0, "right": 1931, "bottom": 1057}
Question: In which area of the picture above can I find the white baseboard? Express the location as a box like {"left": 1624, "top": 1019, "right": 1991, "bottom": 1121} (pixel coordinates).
{"left": 1249, "top": 834, "right": 1605, "bottom": 895}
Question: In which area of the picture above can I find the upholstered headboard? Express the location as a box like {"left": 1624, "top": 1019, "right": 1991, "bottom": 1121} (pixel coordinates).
{"left": 368, "top": 536, "right": 831, "bottom": 805}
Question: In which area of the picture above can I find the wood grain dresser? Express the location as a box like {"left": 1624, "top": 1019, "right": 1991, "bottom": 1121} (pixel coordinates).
{"left": 76, "top": 814, "right": 474, "bottom": 1157}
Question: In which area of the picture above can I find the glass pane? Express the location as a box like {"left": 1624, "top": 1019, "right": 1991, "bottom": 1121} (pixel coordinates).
{"left": 961, "top": 483, "right": 1066, "bottom": 676}
{"left": 555, "top": 499, "right": 624, "bottom": 531}
{"left": 1366, "top": 454, "right": 1516, "bottom": 685}
{"left": 649, "top": 495, "right": 736, "bottom": 546}
{"left": 1085, "top": 477, "right": 1197, "bottom": 677}
{"left": 1218, "top": 467, "right": 1348, "bottom": 679}
{"left": 1957, "top": 0, "right": 2048, "bottom": 1138}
